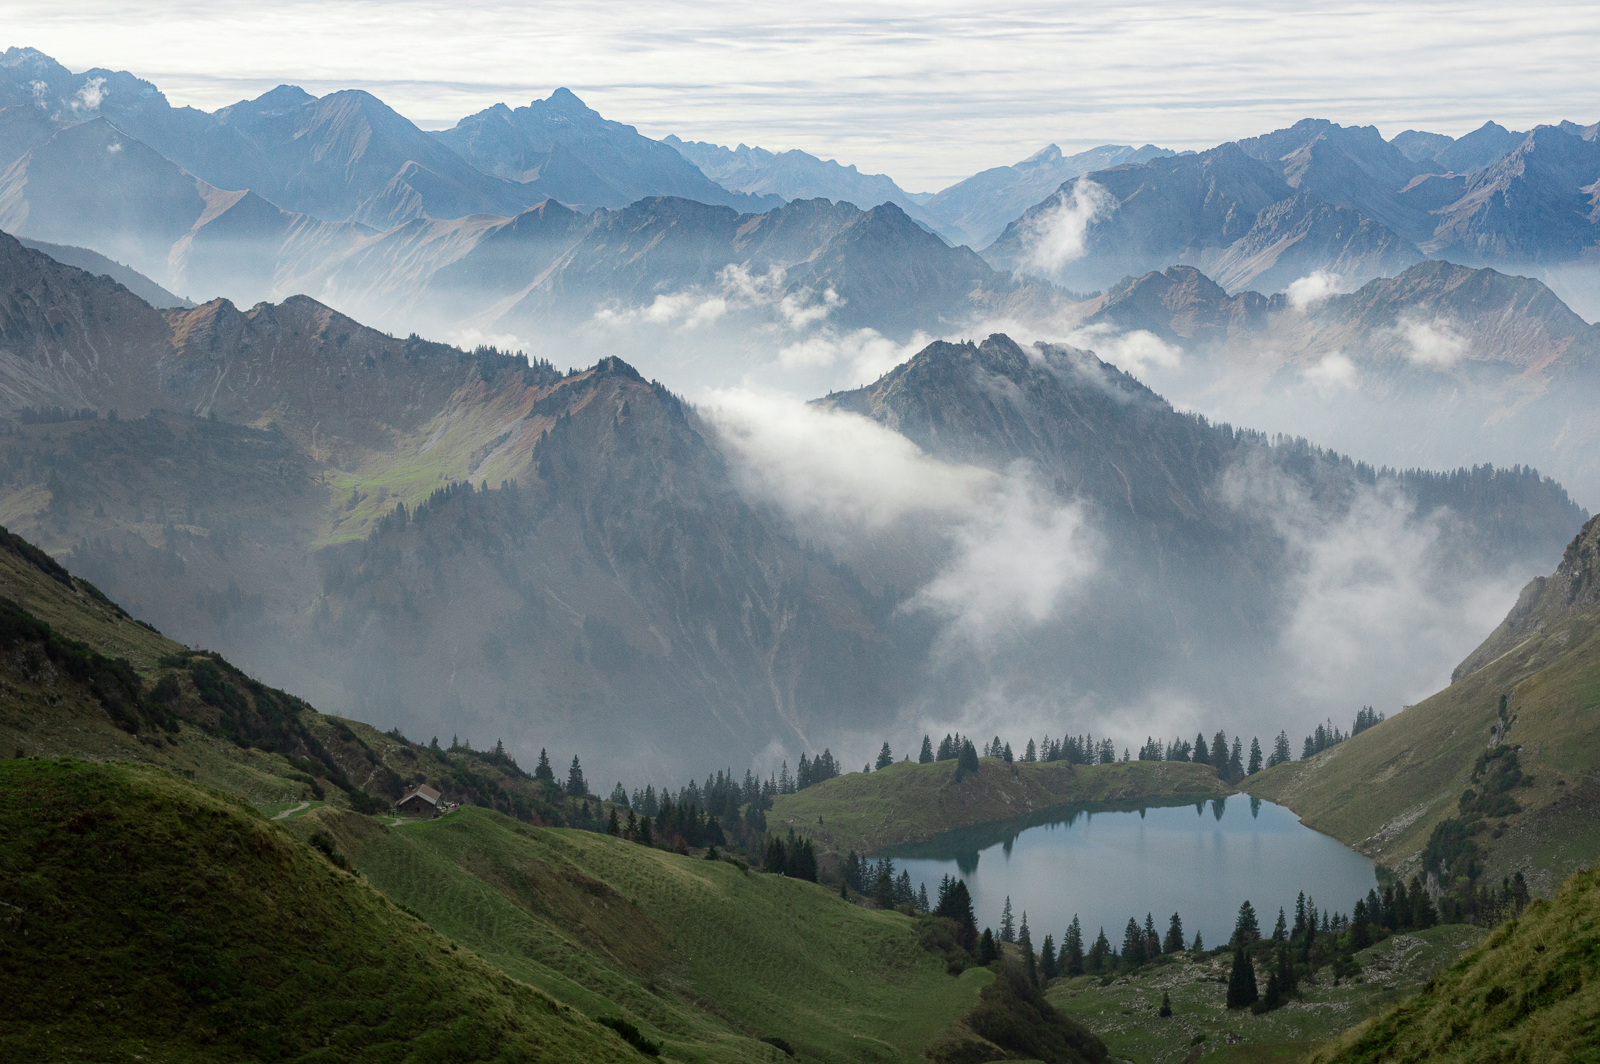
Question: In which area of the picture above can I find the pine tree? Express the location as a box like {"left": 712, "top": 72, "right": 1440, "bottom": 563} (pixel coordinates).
{"left": 1191, "top": 930, "right": 1203, "bottom": 953}
{"left": 876, "top": 742, "right": 893, "bottom": 769}
{"left": 1003, "top": 742, "right": 1014, "bottom": 764}
{"left": 1512, "top": 871, "right": 1530, "bottom": 913}
{"left": 609, "top": 781, "right": 628, "bottom": 805}
{"left": 1294, "top": 892, "right": 1308, "bottom": 937}
{"left": 1226, "top": 942, "right": 1258, "bottom": 1009}
{"left": 1158, "top": 991, "right": 1172, "bottom": 1017}
{"left": 534, "top": 748, "right": 555, "bottom": 781}
{"left": 1000, "top": 897, "right": 1016, "bottom": 943}
{"left": 1024, "top": 739, "right": 1037, "bottom": 762}
{"left": 566, "top": 755, "right": 587, "bottom": 797}
{"left": 606, "top": 808, "right": 620, "bottom": 836}
{"left": 1248, "top": 737, "right": 1263, "bottom": 775}
{"left": 1193, "top": 732, "right": 1210, "bottom": 765}
{"left": 917, "top": 883, "right": 930, "bottom": 912}
{"left": 1212, "top": 730, "right": 1230, "bottom": 777}
{"left": 1233, "top": 900, "right": 1260, "bottom": 946}
{"left": 1272, "top": 730, "right": 1292, "bottom": 767}
{"left": 1019, "top": 912, "right": 1037, "bottom": 985}
{"left": 1122, "top": 918, "right": 1146, "bottom": 967}
{"left": 919, "top": 735, "right": 934, "bottom": 763}
{"left": 978, "top": 928, "right": 999, "bottom": 965}
{"left": 1040, "top": 934, "right": 1058, "bottom": 980}
{"left": 1228, "top": 737, "right": 1244, "bottom": 781}
{"left": 1163, "top": 912, "right": 1185, "bottom": 954}
{"left": 840, "top": 876, "right": 850, "bottom": 900}
{"left": 636, "top": 814, "right": 653, "bottom": 847}
{"left": 1064, "top": 915, "right": 1085, "bottom": 976}
{"left": 1087, "top": 927, "right": 1111, "bottom": 973}
{"left": 1143, "top": 913, "right": 1159, "bottom": 959}
{"left": 1273, "top": 907, "right": 1288, "bottom": 941}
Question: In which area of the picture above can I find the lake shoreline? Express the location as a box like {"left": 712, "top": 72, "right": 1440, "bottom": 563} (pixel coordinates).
{"left": 769, "top": 758, "right": 1235, "bottom": 856}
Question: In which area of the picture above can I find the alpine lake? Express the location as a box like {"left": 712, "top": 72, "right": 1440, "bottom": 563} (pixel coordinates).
{"left": 884, "top": 796, "right": 1377, "bottom": 948}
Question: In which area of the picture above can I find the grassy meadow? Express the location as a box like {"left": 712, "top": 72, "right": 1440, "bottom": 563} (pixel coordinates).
{"left": 770, "top": 757, "right": 1232, "bottom": 854}
{"left": 317, "top": 803, "right": 995, "bottom": 1063}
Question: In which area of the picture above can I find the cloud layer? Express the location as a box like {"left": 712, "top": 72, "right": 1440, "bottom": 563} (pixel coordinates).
{"left": 12, "top": 0, "right": 1598, "bottom": 189}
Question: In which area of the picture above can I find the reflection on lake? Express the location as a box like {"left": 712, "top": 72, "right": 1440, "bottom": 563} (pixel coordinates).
{"left": 884, "top": 796, "right": 1375, "bottom": 949}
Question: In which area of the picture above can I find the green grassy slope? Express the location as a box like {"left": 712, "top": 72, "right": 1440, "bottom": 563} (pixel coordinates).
{"left": 0, "top": 758, "right": 635, "bottom": 1063}
{"left": 1243, "top": 513, "right": 1600, "bottom": 892}
{"left": 771, "top": 758, "right": 1232, "bottom": 854}
{"left": 319, "top": 803, "right": 996, "bottom": 1064}
{"left": 1309, "top": 865, "right": 1600, "bottom": 1063}
{"left": 1045, "top": 924, "right": 1485, "bottom": 1064}
{"left": 0, "top": 522, "right": 586, "bottom": 826}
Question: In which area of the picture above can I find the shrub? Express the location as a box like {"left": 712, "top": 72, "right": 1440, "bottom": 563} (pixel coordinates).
{"left": 760, "top": 1035, "right": 796, "bottom": 1057}
{"left": 597, "top": 1016, "right": 660, "bottom": 1056}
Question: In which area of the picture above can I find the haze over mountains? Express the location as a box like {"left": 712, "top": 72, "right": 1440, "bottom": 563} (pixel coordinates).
{"left": 3, "top": 43, "right": 1600, "bottom": 783}
{"left": 0, "top": 230, "right": 1586, "bottom": 784}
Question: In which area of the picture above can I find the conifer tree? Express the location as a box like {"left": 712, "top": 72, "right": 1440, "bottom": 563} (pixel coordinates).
{"left": 637, "top": 814, "right": 653, "bottom": 847}
{"left": 1226, "top": 941, "right": 1258, "bottom": 1009}
{"left": 1158, "top": 991, "right": 1172, "bottom": 1017}
{"left": 1233, "top": 900, "right": 1260, "bottom": 945}
{"left": 1228, "top": 737, "right": 1244, "bottom": 781}
{"left": 609, "top": 782, "right": 628, "bottom": 804}
{"left": 1272, "top": 907, "right": 1288, "bottom": 941}
{"left": 918, "top": 883, "right": 930, "bottom": 912}
{"left": 875, "top": 866, "right": 895, "bottom": 909}
{"left": 1191, "top": 930, "right": 1203, "bottom": 953}
{"left": 840, "top": 877, "right": 850, "bottom": 900}
{"left": 566, "top": 755, "right": 587, "bottom": 797}
{"left": 1040, "top": 934, "right": 1058, "bottom": 980}
{"left": 1019, "top": 913, "right": 1038, "bottom": 986}
{"left": 875, "top": 742, "right": 893, "bottom": 769}
{"left": 1193, "top": 732, "right": 1210, "bottom": 765}
{"left": 1272, "top": 730, "right": 1292, "bottom": 767}
{"left": 1248, "top": 737, "right": 1263, "bottom": 775}
{"left": 1143, "top": 913, "right": 1159, "bottom": 958}
{"left": 1122, "top": 918, "right": 1146, "bottom": 966}
{"left": 1000, "top": 897, "right": 1016, "bottom": 943}
{"left": 1087, "top": 927, "right": 1111, "bottom": 973}
{"left": 1294, "top": 892, "right": 1308, "bottom": 937}
{"left": 978, "top": 928, "right": 999, "bottom": 965}
{"left": 1512, "top": 871, "right": 1530, "bottom": 914}
{"left": 606, "top": 808, "right": 620, "bottom": 836}
{"left": 534, "top": 748, "right": 555, "bottom": 781}
{"left": 1002, "top": 742, "right": 1014, "bottom": 763}
{"left": 1064, "top": 915, "right": 1085, "bottom": 976}
{"left": 1024, "top": 739, "right": 1037, "bottom": 762}
{"left": 919, "top": 735, "right": 934, "bottom": 763}
{"left": 1164, "top": 912, "right": 1185, "bottom": 953}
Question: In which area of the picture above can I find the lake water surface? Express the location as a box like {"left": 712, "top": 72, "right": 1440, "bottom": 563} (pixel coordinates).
{"left": 884, "top": 796, "right": 1376, "bottom": 949}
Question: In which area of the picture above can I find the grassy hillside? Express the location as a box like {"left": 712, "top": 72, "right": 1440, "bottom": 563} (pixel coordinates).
{"left": 0, "top": 758, "right": 635, "bottom": 1063}
{"left": 1309, "top": 865, "right": 1600, "bottom": 1063}
{"left": 0, "top": 521, "right": 593, "bottom": 827}
{"left": 313, "top": 802, "right": 998, "bottom": 1063}
{"left": 771, "top": 758, "right": 1232, "bottom": 854}
{"left": 1243, "top": 514, "right": 1600, "bottom": 897}
{"left": 1044, "top": 924, "right": 1485, "bottom": 1064}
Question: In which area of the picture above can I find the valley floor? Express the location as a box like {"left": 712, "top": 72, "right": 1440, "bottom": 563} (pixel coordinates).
{"left": 1046, "top": 925, "right": 1484, "bottom": 1063}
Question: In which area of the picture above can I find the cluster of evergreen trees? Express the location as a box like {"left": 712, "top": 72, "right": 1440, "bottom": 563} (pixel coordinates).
{"left": 604, "top": 792, "right": 729, "bottom": 854}
{"left": 764, "top": 829, "right": 818, "bottom": 881}
{"left": 840, "top": 852, "right": 931, "bottom": 910}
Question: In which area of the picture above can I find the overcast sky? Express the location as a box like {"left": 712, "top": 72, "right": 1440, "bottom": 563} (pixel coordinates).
{"left": 9, "top": 1, "right": 1599, "bottom": 190}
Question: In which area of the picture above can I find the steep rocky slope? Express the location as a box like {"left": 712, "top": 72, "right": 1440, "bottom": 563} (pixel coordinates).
{"left": 1246, "top": 512, "right": 1600, "bottom": 898}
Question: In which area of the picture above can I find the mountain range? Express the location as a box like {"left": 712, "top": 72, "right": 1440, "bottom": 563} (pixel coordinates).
{"left": 984, "top": 117, "right": 1600, "bottom": 318}
{"left": 0, "top": 231, "right": 1584, "bottom": 783}
{"left": 1073, "top": 259, "right": 1600, "bottom": 505}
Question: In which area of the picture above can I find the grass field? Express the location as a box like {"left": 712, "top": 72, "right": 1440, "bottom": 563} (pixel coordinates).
{"left": 1243, "top": 572, "right": 1600, "bottom": 891}
{"left": 0, "top": 758, "right": 636, "bottom": 1063}
{"left": 319, "top": 802, "right": 996, "bottom": 1063}
{"left": 1309, "top": 864, "right": 1600, "bottom": 1063}
{"left": 1044, "top": 925, "right": 1485, "bottom": 1064}
{"left": 771, "top": 758, "right": 1232, "bottom": 854}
